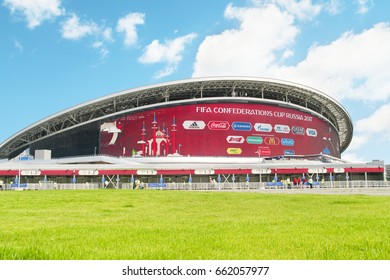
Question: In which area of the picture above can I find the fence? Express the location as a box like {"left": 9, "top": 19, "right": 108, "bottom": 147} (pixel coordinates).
{"left": 1, "top": 180, "right": 389, "bottom": 191}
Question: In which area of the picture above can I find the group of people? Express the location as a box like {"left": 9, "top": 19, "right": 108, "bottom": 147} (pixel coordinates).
{"left": 282, "top": 176, "right": 314, "bottom": 189}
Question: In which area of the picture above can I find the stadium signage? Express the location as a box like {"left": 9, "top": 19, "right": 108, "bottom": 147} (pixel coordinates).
{"left": 21, "top": 170, "right": 41, "bottom": 176}
{"left": 137, "top": 169, "right": 157, "bottom": 175}
{"left": 254, "top": 123, "right": 272, "bottom": 132}
{"left": 246, "top": 136, "right": 263, "bottom": 144}
{"left": 333, "top": 168, "right": 345, "bottom": 173}
{"left": 281, "top": 138, "right": 294, "bottom": 146}
{"left": 264, "top": 137, "right": 280, "bottom": 145}
{"left": 232, "top": 122, "right": 252, "bottom": 131}
{"left": 306, "top": 128, "right": 318, "bottom": 137}
{"left": 292, "top": 126, "right": 305, "bottom": 135}
{"left": 182, "top": 120, "right": 206, "bottom": 130}
{"left": 256, "top": 147, "right": 271, "bottom": 156}
{"left": 308, "top": 168, "right": 327, "bottom": 173}
{"left": 274, "top": 124, "right": 290, "bottom": 134}
{"left": 283, "top": 149, "right": 295, "bottom": 156}
{"left": 207, "top": 121, "right": 230, "bottom": 130}
{"left": 194, "top": 169, "right": 215, "bottom": 175}
{"left": 78, "top": 170, "right": 99, "bottom": 176}
{"left": 226, "top": 136, "right": 245, "bottom": 144}
{"left": 251, "top": 168, "right": 272, "bottom": 174}
{"left": 227, "top": 148, "right": 242, "bottom": 155}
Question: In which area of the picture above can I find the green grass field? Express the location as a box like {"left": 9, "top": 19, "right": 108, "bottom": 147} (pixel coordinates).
{"left": 0, "top": 189, "right": 389, "bottom": 260}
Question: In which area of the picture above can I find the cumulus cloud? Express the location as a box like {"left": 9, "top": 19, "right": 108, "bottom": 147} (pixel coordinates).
{"left": 139, "top": 33, "right": 197, "bottom": 79}
{"left": 193, "top": 1, "right": 390, "bottom": 102}
{"left": 274, "top": 22, "right": 390, "bottom": 101}
{"left": 60, "top": 13, "right": 99, "bottom": 40}
{"left": 3, "top": 0, "right": 64, "bottom": 29}
{"left": 60, "top": 14, "right": 113, "bottom": 59}
{"left": 355, "top": 103, "right": 390, "bottom": 137}
{"left": 269, "top": 0, "right": 322, "bottom": 21}
{"left": 343, "top": 103, "right": 390, "bottom": 160}
{"left": 193, "top": 3, "right": 299, "bottom": 77}
{"left": 116, "top": 13, "right": 145, "bottom": 47}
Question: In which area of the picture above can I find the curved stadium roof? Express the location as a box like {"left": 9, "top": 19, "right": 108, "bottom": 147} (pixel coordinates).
{"left": 0, "top": 77, "right": 353, "bottom": 159}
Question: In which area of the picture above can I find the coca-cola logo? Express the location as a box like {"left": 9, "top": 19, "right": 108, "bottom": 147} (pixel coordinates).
{"left": 208, "top": 121, "right": 230, "bottom": 130}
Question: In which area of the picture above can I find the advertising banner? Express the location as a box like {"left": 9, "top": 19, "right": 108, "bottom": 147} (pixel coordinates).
{"left": 99, "top": 103, "right": 340, "bottom": 158}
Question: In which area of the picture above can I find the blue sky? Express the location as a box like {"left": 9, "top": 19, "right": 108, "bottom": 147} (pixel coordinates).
{"left": 1, "top": 0, "right": 390, "bottom": 163}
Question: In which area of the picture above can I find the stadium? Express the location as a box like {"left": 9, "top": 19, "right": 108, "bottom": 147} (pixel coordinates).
{"left": 0, "top": 77, "right": 386, "bottom": 189}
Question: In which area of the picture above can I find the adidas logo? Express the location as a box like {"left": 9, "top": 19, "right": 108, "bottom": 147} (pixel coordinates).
{"left": 182, "top": 120, "right": 206, "bottom": 130}
{"left": 189, "top": 122, "right": 200, "bottom": 128}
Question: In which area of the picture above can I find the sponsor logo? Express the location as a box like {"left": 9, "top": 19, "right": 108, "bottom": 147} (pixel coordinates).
{"left": 256, "top": 147, "right": 271, "bottom": 156}
{"left": 284, "top": 150, "right": 295, "bottom": 156}
{"left": 182, "top": 120, "right": 206, "bottom": 130}
{"left": 274, "top": 124, "right": 290, "bottom": 134}
{"left": 208, "top": 121, "right": 230, "bottom": 130}
{"left": 264, "top": 137, "right": 280, "bottom": 145}
{"left": 306, "top": 128, "right": 317, "bottom": 137}
{"left": 226, "top": 136, "right": 245, "bottom": 144}
{"left": 227, "top": 148, "right": 242, "bottom": 154}
{"left": 281, "top": 138, "right": 295, "bottom": 146}
{"left": 232, "top": 122, "right": 252, "bottom": 131}
{"left": 246, "top": 136, "right": 263, "bottom": 144}
{"left": 292, "top": 126, "right": 305, "bottom": 135}
{"left": 254, "top": 123, "right": 272, "bottom": 132}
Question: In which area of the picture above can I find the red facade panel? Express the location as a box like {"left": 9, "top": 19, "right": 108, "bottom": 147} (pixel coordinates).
{"left": 99, "top": 102, "right": 340, "bottom": 158}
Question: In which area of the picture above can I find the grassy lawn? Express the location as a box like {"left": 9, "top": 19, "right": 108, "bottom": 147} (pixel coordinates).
{"left": 0, "top": 190, "right": 389, "bottom": 260}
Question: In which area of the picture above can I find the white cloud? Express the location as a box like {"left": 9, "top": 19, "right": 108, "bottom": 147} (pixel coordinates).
{"left": 193, "top": 2, "right": 390, "bottom": 102}
{"left": 274, "top": 22, "right": 390, "bottom": 101}
{"left": 60, "top": 14, "right": 113, "bottom": 59}
{"left": 344, "top": 103, "right": 390, "bottom": 159}
{"left": 92, "top": 41, "right": 109, "bottom": 59}
{"left": 356, "top": 0, "right": 373, "bottom": 14}
{"left": 116, "top": 13, "right": 145, "bottom": 47}
{"left": 102, "top": 27, "right": 114, "bottom": 42}
{"left": 271, "top": 0, "right": 322, "bottom": 21}
{"left": 3, "top": 0, "right": 64, "bottom": 29}
{"left": 139, "top": 33, "right": 197, "bottom": 79}
{"left": 61, "top": 13, "right": 99, "bottom": 40}
{"left": 193, "top": 3, "right": 299, "bottom": 77}
{"left": 325, "top": 0, "right": 343, "bottom": 15}
{"left": 355, "top": 103, "right": 390, "bottom": 136}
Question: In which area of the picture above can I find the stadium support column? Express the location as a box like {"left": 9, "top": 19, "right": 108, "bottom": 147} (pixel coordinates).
{"left": 171, "top": 116, "right": 177, "bottom": 154}
{"left": 152, "top": 113, "right": 157, "bottom": 156}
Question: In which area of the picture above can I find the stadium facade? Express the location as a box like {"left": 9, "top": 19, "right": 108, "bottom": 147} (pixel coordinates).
{"left": 0, "top": 77, "right": 386, "bottom": 189}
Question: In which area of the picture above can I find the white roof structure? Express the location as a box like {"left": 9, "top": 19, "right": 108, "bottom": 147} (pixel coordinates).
{"left": 0, "top": 76, "right": 353, "bottom": 159}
